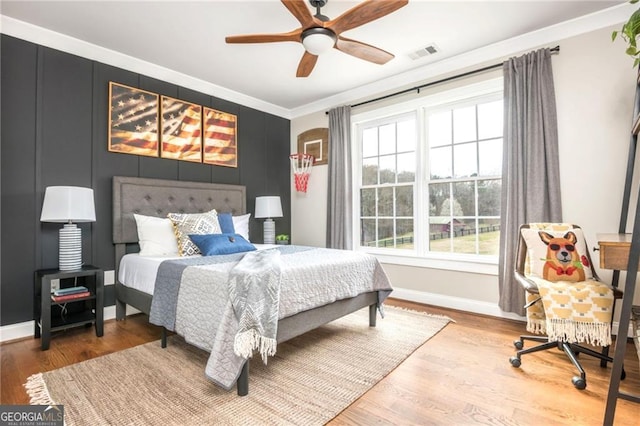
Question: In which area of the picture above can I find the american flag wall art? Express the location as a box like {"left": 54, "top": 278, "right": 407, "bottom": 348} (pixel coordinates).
{"left": 160, "top": 96, "right": 202, "bottom": 162}
{"left": 203, "top": 107, "right": 238, "bottom": 168}
{"left": 108, "top": 82, "right": 159, "bottom": 157}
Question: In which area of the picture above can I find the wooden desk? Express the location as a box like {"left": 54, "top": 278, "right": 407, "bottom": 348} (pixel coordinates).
{"left": 597, "top": 233, "right": 632, "bottom": 271}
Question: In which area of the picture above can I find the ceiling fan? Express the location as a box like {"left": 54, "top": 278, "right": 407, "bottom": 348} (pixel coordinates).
{"left": 225, "top": 0, "right": 408, "bottom": 77}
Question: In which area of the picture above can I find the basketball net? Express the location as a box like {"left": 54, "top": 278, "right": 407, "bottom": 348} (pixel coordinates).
{"left": 290, "top": 153, "right": 314, "bottom": 193}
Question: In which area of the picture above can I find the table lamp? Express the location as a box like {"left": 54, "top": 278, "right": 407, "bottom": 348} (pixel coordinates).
{"left": 40, "top": 186, "right": 96, "bottom": 271}
{"left": 255, "top": 196, "right": 283, "bottom": 244}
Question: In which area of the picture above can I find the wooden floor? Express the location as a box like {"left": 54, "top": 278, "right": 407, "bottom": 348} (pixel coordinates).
{"left": 1, "top": 299, "right": 639, "bottom": 425}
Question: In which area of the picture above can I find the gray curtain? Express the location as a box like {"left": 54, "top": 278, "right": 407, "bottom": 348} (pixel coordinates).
{"left": 498, "top": 48, "right": 562, "bottom": 315}
{"left": 326, "top": 106, "right": 352, "bottom": 249}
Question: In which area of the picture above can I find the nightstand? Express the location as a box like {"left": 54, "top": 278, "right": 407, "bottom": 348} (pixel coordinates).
{"left": 34, "top": 265, "right": 104, "bottom": 350}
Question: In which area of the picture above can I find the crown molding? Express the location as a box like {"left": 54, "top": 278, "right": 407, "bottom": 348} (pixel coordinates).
{"left": 289, "top": 3, "right": 636, "bottom": 118}
{"left": 0, "top": 15, "right": 291, "bottom": 119}
{"left": 1, "top": 3, "right": 636, "bottom": 121}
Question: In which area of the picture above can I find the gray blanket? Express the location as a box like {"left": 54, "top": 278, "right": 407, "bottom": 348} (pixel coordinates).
{"left": 228, "top": 249, "right": 282, "bottom": 363}
{"left": 149, "top": 246, "right": 393, "bottom": 390}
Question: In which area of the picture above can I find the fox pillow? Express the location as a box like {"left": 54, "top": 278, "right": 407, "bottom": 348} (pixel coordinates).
{"left": 521, "top": 226, "right": 593, "bottom": 282}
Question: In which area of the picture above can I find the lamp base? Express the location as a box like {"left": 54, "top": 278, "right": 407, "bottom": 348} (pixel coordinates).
{"left": 263, "top": 219, "right": 276, "bottom": 244}
{"left": 59, "top": 223, "right": 82, "bottom": 271}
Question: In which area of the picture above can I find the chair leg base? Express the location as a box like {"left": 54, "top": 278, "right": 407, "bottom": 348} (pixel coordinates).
{"left": 509, "top": 335, "right": 622, "bottom": 390}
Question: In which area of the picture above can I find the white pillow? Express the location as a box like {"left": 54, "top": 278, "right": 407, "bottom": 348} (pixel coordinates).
{"left": 233, "top": 213, "right": 251, "bottom": 242}
{"left": 133, "top": 214, "right": 179, "bottom": 256}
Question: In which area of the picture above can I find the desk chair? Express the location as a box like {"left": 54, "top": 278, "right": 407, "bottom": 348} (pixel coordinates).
{"left": 508, "top": 224, "right": 624, "bottom": 390}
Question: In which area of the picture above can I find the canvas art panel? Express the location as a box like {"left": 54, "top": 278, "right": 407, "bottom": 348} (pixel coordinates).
{"left": 108, "top": 82, "right": 159, "bottom": 157}
{"left": 160, "top": 96, "right": 202, "bottom": 162}
{"left": 203, "top": 107, "right": 238, "bottom": 167}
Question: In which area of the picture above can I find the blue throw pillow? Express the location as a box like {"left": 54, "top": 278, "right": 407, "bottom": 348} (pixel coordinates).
{"left": 217, "top": 212, "right": 236, "bottom": 234}
{"left": 189, "top": 233, "right": 256, "bottom": 256}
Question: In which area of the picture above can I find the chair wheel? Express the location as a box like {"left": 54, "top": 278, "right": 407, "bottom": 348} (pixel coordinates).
{"left": 572, "top": 376, "right": 586, "bottom": 390}
{"left": 509, "top": 356, "right": 521, "bottom": 368}
{"left": 621, "top": 368, "right": 626, "bottom": 381}
{"left": 513, "top": 340, "right": 523, "bottom": 350}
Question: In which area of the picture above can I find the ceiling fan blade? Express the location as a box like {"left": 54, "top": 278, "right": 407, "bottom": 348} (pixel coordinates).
{"left": 296, "top": 51, "right": 318, "bottom": 77}
{"left": 281, "top": 0, "right": 316, "bottom": 28}
{"left": 225, "top": 29, "right": 302, "bottom": 44}
{"left": 326, "top": 0, "right": 408, "bottom": 35}
{"left": 335, "top": 36, "right": 394, "bottom": 65}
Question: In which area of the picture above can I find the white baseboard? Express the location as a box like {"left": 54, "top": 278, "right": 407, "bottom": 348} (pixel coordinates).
{"left": 0, "top": 305, "right": 141, "bottom": 344}
{"left": 390, "top": 287, "right": 526, "bottom": 321}
{"left": 390, "top": 287, "right": 634, "bottom": 338}
{"left": 1, "top": 292, "right": 633, "bottom": 342}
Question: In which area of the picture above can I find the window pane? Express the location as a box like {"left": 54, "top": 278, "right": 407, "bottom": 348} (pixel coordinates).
{"left": 396, "top": 185, "right": 413, "bottom": 216}
{"left": 452, "top": 181, "right": 475, "bottom": 216}
{"left": 360, "top": 188, "right": 376, "bottom": 216}
{"left": 478, "top": 138, "right": 502, "bottom": 176}
{"left": 396, "top": 219, "right": 414, "bottom": 249}
{"left": 379, "top": 123, "right": 395, "bottom": 155}
{"left": 379, "top": 155, "right": 396, "bottom": 184}
{"left": 378, "top": 187, "right": 394, "bottom": 216}
{"left": 362, "top": 157, "right": 378, "bottom": 185}
{"left": 478, "top": 100, "right": 503, "bottom": 140}
{"left": 430, "top": 146, "right": 452, "bottom": 179}
{"left": 429, "top": 182, "right": 450, "bottom": 216}
{"left": 453, "top": 143, "right": 477, "bottom": 178}
{"left": 478, "top": 179, "right": 501, "bottom": 216}
{"left": 397, "top": 119, "right": 416, "bottom": 152}
{"left": 478, "top": 218, "right": 500, "bottom": 255}
{"left": 429, "top": 217, "right": 451, "bottom": 253}
{"left": 452, "top": 219, "right": 477, "bottom": 254}
{"left": 428, "top": 110, "right": 451, "bottom": 147}
{"left": 361, "top": 219, "right": 376, "bottom": 247}
{"left": 362, "top": 127, "right": 378, "bottom": 157}
{"left": 453, "top": 106, "right": 476, "bottom": 143}
{"left": 397, "top": 152, "right": 415, "bottom": 183}
{"left": 378, "top": 219, "right": 394, "bottom": 247}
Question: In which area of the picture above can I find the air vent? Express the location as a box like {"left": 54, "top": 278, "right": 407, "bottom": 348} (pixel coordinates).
{"left": 409, "top": 44, "right": 440, "bottom": 60}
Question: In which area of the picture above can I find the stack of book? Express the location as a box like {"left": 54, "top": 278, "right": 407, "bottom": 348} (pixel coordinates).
{"left": 51, "top": 286, "right": 90, "bottom": 302}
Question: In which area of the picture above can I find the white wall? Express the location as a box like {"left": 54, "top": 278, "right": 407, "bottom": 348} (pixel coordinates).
{"left": 290, "top": 113, "right": 329, "bottom": 247}
{"left": 290, "top": 24, "right": 640, "bottom": 316}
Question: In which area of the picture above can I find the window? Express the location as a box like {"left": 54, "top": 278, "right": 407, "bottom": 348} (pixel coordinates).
{"left": 354, "top": 79, "right": 503, "bottom": 264}
{"left": 360, "top": 113, "right": 416, "bottom": 250}
{"left": 427, "top": 99, "right": 502, "bottom": 256}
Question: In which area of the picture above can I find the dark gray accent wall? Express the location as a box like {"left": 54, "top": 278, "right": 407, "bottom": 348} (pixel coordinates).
{"left": 1, "top": 35, "right": 291, "bottom": 326}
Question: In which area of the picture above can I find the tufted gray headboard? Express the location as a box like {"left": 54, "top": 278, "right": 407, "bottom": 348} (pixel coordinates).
{"left": 112, "top": 176, "right": 246, "bottom": 278}
{"left": 113, "top": 176, "right": 246, "bottom": 244}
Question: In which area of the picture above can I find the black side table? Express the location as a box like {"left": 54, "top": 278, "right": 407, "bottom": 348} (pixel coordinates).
{"left": 34, "top": 265, "right": 104, "bottom": 350}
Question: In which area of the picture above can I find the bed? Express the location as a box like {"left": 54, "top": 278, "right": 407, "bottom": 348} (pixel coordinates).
{"left": 112, "top": 176, "right": 392, "bottom": 396}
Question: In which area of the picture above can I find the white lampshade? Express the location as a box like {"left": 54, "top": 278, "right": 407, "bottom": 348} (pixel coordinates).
{"left": 41, "top": 186, "right": 96, "bottom": 223}
{"left": 41, "top": 186, "right": 96, "bottom": 271}
{"left": 255, "top": 196, "right": 283, "bottom": 219}
{"left": 301, "top": 28, "right": 336, "bottom": 55}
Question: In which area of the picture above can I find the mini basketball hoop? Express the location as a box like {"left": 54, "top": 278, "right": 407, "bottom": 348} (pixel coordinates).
{"left": 290, "top": 153, "right": 314, "bottom": 193}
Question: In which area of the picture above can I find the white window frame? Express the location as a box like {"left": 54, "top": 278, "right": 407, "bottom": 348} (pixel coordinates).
{"left": 351, "top": 78, "right": 503, "bottom": 275}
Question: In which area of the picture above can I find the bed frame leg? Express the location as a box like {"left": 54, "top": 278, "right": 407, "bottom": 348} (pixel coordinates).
{"left": 115, "top": 299, "right": 126, "bottom": 321}
{"left": 161, "top": 328, "right": 167, "bottom": 348}
{"left": 369, "top": 304, "right": 377, "bottom": 327}
{"left": 237, "top": 361, "right": 249, "bottom": 396}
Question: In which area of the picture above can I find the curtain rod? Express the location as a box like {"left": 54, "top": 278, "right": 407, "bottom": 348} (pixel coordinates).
{"left": 327, "top": 45, "right": 560, "bottom": 112}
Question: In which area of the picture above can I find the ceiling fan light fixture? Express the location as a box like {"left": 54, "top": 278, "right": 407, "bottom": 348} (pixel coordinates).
{"left": 301, "top": 28, "right": 336, "bottom": 55}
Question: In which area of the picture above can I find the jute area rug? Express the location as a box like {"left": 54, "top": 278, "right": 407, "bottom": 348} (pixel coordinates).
{"left": 25, "top": 306, "right": 451, "bottom": 425}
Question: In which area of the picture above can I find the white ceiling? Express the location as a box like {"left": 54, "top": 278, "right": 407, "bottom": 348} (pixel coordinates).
{"left": 0, "top": 0, "right": 630, "bottom": 117}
